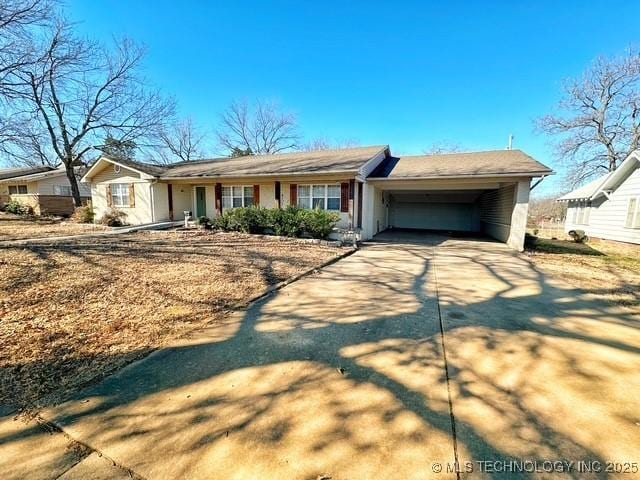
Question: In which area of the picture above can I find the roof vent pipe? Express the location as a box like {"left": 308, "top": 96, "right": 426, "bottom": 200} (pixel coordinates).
{"left": 507, "top": 134, "right": 514, "bottom": 150}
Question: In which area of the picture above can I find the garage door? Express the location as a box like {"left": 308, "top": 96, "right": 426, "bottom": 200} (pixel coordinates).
{"left": 390, "top": 201, "right": 476, "bottom": 231}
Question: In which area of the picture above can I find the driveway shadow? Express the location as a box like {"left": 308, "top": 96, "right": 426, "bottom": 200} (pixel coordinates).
{"left": 6, "top": 233, "right": 640, "bottom": 479}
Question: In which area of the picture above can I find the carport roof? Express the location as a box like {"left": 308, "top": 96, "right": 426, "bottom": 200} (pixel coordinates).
{"left": 367, "top": 149, "right": 552, "bottom": 179}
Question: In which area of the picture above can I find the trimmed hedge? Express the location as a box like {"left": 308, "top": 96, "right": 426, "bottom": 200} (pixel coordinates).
{"left": 210, "top": 206, "right": 340, "bottom": 239}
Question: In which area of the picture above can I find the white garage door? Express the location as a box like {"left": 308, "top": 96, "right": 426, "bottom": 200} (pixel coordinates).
{"left": 390, "top": 202, "right": 476, "bottom": 231}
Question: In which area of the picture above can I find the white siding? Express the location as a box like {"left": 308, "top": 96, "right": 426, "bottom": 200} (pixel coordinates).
{"left": 371, "top": 186, "right": 388, "bottom": 235}
{"left": 479, "top": 185, "right": 515, "bottom": 243}
{"left": 36, "top": 174, "right": 91, "bottom": 197}
{"left": 171, "top": 184, "right": 192, "bottom": 220}
{"left": 565, "top": 166, "right": 640, "bottom": 244}
{"left": 90, "top": 164, "right": 153, "bottom": 225}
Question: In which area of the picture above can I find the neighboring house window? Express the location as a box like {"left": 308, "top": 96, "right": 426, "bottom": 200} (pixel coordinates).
{"left": 111, "top": 183, "right": 130, "bottom": 207}
{"left": 626, "top": 198, "right": 640, "bottom": 228}
{"left": 53, "top": 185, "right": 72, "bottom": 196}
{"left": 222, "top": 186, "right": 254, "bottom": 209}
{"left": 297, "top": 184, "right": 341, "bottom": 211}
{"left": 572, "top": 200, "right": 591, "bottom": 225}
{"left": 8, "top": 185, "right": 27, "bottom": 194}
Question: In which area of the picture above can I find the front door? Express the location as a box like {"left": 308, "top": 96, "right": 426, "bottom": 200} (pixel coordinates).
{"left": 196, "top": 187, "right": 207, "bottom": 217}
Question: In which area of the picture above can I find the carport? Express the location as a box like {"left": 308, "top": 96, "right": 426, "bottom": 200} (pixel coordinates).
{"left": 363, "top": 150, "right": 552, "bottom": 250}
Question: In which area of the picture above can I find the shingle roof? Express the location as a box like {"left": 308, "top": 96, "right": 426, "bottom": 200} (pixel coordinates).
{"left": 368, "top": 150, "right": 552, "bottom": 179}
{"left": 159, "top": 145, "right": 388, "bottom": 178}
{"left": 0, "top": 165, "right": 55, "bottom": 181}
{"left": 103, "top": 156, "right": 168, "bottom": 177}
{"left": 556, "top": 172, "right": 612, "bottom": 201}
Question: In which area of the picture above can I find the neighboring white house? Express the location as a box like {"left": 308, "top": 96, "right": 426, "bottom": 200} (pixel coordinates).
{"left": 558, "top": 150, "right": 640, "bottom": 244}
{"left": 0, "top": 166, "right": 91, "bottom": 216}
{"left": 81, "top": 146, "right": 552, "bottom": 251}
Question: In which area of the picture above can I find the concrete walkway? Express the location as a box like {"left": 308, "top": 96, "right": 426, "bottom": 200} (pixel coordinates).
{"left": 5, "top": 232, "right": 639, "bottom": 479}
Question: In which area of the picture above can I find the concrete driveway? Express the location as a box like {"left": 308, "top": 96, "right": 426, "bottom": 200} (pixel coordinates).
{"left": 18, "top": 232, "right": 640, "bottom": 478}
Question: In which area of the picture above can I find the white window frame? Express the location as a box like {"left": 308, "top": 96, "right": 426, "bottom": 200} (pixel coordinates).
{"left": 572, "top": 200, "right": 590, "bottom": 226}
{"left": 297, "top": 183, "right": 341, "bottom": 211}
{"left": 111, "top": 183, "right": 130, "bottom": 208}
{"left": 222, "top": 185, "right": 254, "bottom": 210}
{"left": 625, "top": 197, "right": 640, "bottom": 229}
{"left": 53, "top": 185, "right": 72, "bottom": 196}
{"left": 8, "top": 184, "right": 27, "bottom": 195}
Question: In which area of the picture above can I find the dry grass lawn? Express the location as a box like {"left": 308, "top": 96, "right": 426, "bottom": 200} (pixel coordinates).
{"left": 527, "top": 236, "right": 640, "bottom": 308}
{"left": 0, "top": 212, "right": 108, "bottom": 241}
{"left": 0, "top": 231, "right": 342, "bottom": 412}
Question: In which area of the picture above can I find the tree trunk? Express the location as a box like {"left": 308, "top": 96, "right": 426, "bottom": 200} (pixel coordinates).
{"left": 63, "top": 161, "right": 82, "bottom": 207}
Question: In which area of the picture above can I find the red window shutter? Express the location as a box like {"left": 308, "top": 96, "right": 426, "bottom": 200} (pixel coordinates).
{"left": 274, "top": 181, "right": 281, "bottom": 208}
{"left": 290, "top": 184, "right": 297, "bottom": 206}
{"left": 340, "top": 182, "right": 349, "bottom": 212}
{"left": 215, "top": 183, "right": 222, "bottom": 214}
{"left": 106, "top": 185, "right": 112, "bottom": 207}
{"left": 129, "top": 183, "right": 135, "bottom": 207}
{"left": 253, "top": 185, "right": 260, "bottom": 206}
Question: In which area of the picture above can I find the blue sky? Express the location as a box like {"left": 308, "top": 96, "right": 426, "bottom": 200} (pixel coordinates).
{"left": 67, "top": 0, "right": 640, "bottom": 196}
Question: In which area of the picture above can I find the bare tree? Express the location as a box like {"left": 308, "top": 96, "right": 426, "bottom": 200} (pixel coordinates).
{"left": 537, "top": 50, "right": 640, "bottom": 186}
{"left": 216, "top": 99, "right": 300, "bottom": 156}
{"left": 4, "top": 21, "right": 174, "bottom": 205}
{"left": 423, "top": 141, "right": 465, "bottom": 155}
{"left": 300, "top": 137, "right": 360, "bottom": 151}
{"left": 0, "top": 0, "right": 53, "bottom": 93}
{"left": 156, "top": 117, "right": 206, "bottom": 163}
{"left": 529, "top": 194, "right": 567, "bottom": 223}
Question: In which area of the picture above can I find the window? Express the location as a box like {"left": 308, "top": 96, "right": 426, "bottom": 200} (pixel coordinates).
{"left": 111, "top": 183, "right": 130, "bottom": 207}
{"left": 626, "top": 198, "right": 640, "bottom": 229}
{"left": 297, "top": 184, "right": 341, "bottom": 211}
{"left": 8, "top": 185, "right": 27, "bottom": 194}
{"left": 572, "top": 200, "right": 591, "bottom": 225}
{"left": 53, "top": 185, "right": 72, "bottom": 196}
{"left": 222, "top": 185, "right": 253, "bottom": 209}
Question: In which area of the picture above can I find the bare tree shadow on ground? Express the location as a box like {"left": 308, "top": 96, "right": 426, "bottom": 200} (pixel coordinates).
{"left": 2, "top": 232, "right": 640, "bottom": 479}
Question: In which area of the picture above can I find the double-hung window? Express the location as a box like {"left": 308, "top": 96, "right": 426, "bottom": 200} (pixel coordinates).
{"left": 8, "top": 185, "right": 27, "bottom": 194}
{"left": 572, "top": 200, "right": 591, "bottom": 225}
{"left": 111, "top": 183, "right": 130, "bottom": 207}
{"left": 222, "top": 186, "right": 254, "bottom": 209}
{"left": 626, "top": 197, "right": 640, "bottom": 228}
{"left": 297, "top": 184, "right": 341, "bottom": 211}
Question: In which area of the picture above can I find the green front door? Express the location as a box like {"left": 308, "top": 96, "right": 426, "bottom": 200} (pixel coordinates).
{"left": 196, "top": 187, "right": 206, "bottom": 217}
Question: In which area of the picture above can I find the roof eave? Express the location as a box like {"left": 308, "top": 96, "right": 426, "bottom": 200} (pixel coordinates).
{"left": 81, "top": 156, "right": 158, "bottom": 182}
{"left": 159, "top": 169, "right": 360, "bottom": 181}
{"left": 367, "top": 170, "right": 553, "bottom": 181}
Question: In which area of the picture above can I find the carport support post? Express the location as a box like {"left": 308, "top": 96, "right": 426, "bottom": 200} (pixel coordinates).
{"left": 361, "top": 182, "right": 375, "bottom": 241}
{"left": 507, "top": 180, "right": 530, "bottom": 251}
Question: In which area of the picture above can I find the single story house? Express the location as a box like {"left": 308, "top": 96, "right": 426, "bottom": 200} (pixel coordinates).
{"left": 558, "top": 150, "right": 640, "bottom": 244}
{"left": 81, "top": 145, "right": 552, "bottom": 250}
{"left": 0, "top": 165, "right": 91, "bottom": 216}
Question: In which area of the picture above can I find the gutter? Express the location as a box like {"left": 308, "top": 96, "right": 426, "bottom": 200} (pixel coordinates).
{"left": 159, "top": 170, "right": 360, "bottom": 181}
{"left": 366, "top": 171, "right": 554, "bottom": 181}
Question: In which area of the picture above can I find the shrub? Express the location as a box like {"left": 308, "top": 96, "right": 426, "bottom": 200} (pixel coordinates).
{"left": 524, "top": 232, "right": 538, "bottom": 248}
{"left": 3, "top": 199, "right": 31, "bottom": 215}
{"left": 100, "top": 208, "right": 127, "bottom": 227}
{"left": 70, "top": 205, "right": 95, "bottom": 223}
{"left": 196, "top": 216, "right": 213, "bottom": 229}
{"left": 213, "top": 207, "right": 269, "bottom": 234}
{"left": 301, "top": 208, "right": 340, "bottom": 239}
{"left": 269, "top": 205, "right": 304, "bottom": 237}
{"left": 211, "top": 206, "right": 340, "bottom": 239}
